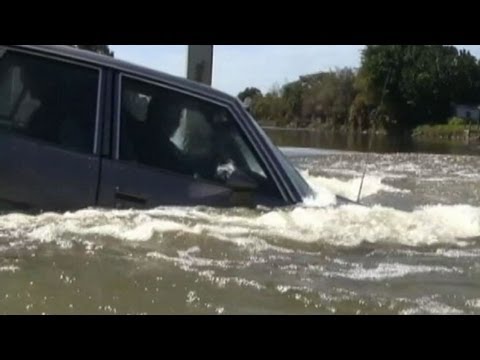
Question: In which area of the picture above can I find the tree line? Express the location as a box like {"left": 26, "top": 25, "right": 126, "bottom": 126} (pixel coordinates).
{"left": 239, "top": 45, "right": 480, "bottom": 134}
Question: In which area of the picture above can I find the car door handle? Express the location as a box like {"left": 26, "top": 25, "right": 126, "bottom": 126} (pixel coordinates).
{"left": 115, "top": 188, "right": 147, "bottom": 205}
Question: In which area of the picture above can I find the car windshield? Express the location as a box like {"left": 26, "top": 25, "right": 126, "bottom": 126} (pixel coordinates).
{"left": 247, "top": 112, "right": 314, "bottom": 198}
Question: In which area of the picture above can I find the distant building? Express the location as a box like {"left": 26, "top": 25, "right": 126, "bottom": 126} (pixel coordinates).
{"left": 454, "top": 104, "right": 480, "bottom": 121}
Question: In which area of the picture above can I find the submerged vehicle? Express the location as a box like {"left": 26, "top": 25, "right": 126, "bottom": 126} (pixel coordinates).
{"left": 0, "top": 45, "right": 332, "bottom": 212}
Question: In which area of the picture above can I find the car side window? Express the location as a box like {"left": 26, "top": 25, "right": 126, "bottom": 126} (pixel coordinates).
{"left": 0, "top": 49, "right": 100, "bottom": 154}
{"left": 119, "top": 77, "right": 280, "bottom": 195}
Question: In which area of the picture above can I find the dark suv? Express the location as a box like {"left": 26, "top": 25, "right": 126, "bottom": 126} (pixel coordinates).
{"left": 0, "top": 45, "right": 315, "bottom": 211}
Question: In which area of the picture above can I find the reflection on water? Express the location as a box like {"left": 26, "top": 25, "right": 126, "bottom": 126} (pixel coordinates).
{"left": 264, "top": 127, "right": 480, "bottom": 155}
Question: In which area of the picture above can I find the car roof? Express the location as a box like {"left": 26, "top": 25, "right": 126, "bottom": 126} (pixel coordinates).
{"left": 13, "top": 45, "right": 238, "bottom": 105}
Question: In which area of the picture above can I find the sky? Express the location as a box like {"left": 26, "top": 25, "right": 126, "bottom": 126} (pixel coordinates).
{"left": 109, "top": 45, "right": 480, "bottom": 96}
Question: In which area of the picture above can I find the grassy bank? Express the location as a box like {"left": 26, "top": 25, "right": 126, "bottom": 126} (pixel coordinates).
{"left": 413, "top": 124, "right": 467, "bottom": 140}
{"left": 259, "top": 121, "right": 388, "bottom": 135}
{"left": 413, "top": 117, "right": 479, "bottom": 140}
{"left": 260, "top": 117, "right": 479, "bottom": 142}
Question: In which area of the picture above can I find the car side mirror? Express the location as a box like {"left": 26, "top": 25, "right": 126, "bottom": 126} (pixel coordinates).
{"left": 226, "top": 169, "right": 258, "bottom": 192}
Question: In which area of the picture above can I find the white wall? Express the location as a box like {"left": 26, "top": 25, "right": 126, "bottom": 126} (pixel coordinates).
{"left": 455, "top": 105, "right": 480, "bottom": 121}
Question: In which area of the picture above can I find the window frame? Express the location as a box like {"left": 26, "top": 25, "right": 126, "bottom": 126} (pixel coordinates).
{"left": 113, "top": 73, "right": 283, "bottom": 196}
{"left": 0, "top": 46, "right": 104, "bottom": 156}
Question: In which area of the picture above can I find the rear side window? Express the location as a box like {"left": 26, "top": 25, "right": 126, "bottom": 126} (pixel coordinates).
{"left": 0, "top": 49, "right": 100, "bottom": 154}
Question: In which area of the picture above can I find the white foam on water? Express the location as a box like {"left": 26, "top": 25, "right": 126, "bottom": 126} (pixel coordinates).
{"left": 0, "top": 202, "right": 479, "bottom": 249}
{"left": 313, "top": 154, "right": 480, "bottom": 186}
{"left": 324, "top": 263, "right": 461, "bottom": 281}
{"left": 261, "top": 204, "right": 480, "bottom": 246}
{"left": 465, "top": 299, "right": 480, "bottom": 309}
{"left": 400, "top": 297, "right": 464, "bottom": 315}
{"left": 435, "top": 248, "right": 480, "bottom": 258}
{"left": 301, "top": 170, "right": 409, "bottom": 202}
{"left": 0, "top": 265, "right": 20, "bottom": 273}
{"left": 301, "top": 175, "right": 338, "bottom": 207}
{"left": 276, "top": 285, "right": 314, "bottom": 294}
{"left": 323, "top": 167, "right": 408, "bottom": 181}
{"left": 381, "top": 161, "right": 423, "bottom": 174}
{"left": 147, "top": 249, "right": 233, "bottom": 270}
{"left": 186, "top": 290, "right": 200, "bottom": 305}
{"left": 167, "top": 258, "right": 265, "bottom": 290}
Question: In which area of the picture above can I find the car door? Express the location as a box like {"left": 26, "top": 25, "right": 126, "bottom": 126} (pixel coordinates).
{"left": 97, "top": 74, "right": 285, "bottom": 209}
{"left": 0, "top": 47, "right": 103, "bottom": 212}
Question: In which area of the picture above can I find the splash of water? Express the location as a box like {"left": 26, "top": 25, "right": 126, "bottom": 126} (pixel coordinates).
{"left": 301, "top": 169, "right": 409, "bottom": 203}
{"left": 0, "top": 164, "right": 479, "bottom": 251}
{"left": 1, "top": 202, "right": 479, "bottom": 250}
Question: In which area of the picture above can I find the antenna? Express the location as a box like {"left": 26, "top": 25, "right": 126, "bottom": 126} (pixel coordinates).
{"left": 356, "top": 162, "right": 368, "bottom": 203}
{"left": 356, "top": 131, "right": 374, "bottom": 203}
{"left": 356, "top": 69, "right": 391, "bottom": 204}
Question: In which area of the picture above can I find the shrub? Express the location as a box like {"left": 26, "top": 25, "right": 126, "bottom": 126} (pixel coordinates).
{"left": 447, "top": 117, "right": 467, "bottom": 126}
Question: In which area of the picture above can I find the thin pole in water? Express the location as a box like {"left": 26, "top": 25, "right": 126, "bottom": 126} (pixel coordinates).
{"left": 356, "top": 69, "right": 391, "bottom": 204}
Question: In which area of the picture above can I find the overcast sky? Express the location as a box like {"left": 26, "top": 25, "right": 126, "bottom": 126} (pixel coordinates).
{"left": 109, "top": 45, "right": 480, "bottom": 96}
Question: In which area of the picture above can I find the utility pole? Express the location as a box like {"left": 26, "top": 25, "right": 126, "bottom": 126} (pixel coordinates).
{"left": 186, "top": 45, "right": 214, "bottom": 86}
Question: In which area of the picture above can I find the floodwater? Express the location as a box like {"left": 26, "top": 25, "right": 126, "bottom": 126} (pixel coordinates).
{"left": 0, "top": 129, "right": 479, "bottom": 314}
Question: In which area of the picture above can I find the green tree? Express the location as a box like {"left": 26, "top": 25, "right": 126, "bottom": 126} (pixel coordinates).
{"left": 246, "top": 45, "right": 480, "bottom": 134}
{"left": 251, "top": 85, "right": 290, "bottom": 126}
{"left": 237, "top": 87, "right": 262, "bottom": 101}
{"left": 282, "top": 81, "right": 304, "bottom": 123}
{"left": 358, "top": 45, "right": 480, "bottom": 132}
{"left": 299, "top": 68, "right": 357, "bottom": 129}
